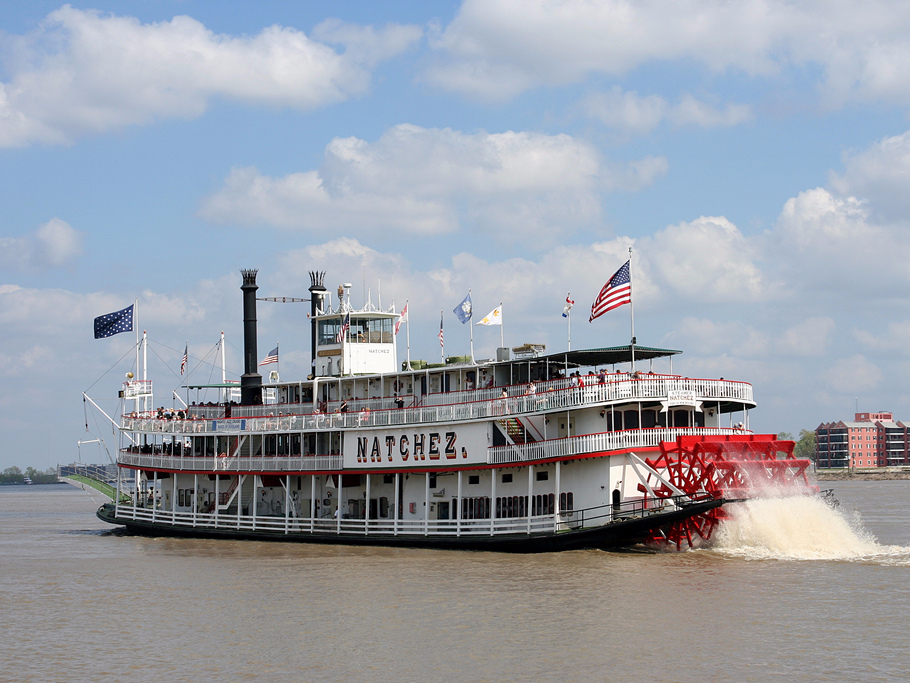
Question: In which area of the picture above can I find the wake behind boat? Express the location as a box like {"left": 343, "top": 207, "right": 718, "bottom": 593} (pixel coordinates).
{"left": 90, "top": 269, "right": 814, "bottom": 551}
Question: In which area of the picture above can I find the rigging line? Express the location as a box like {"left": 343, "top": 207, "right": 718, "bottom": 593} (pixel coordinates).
{"left": 83, "top": 341, "right": 139, "bottom": 393}
{"left": 145, "top": 337, "right": 224, "bottom": 393}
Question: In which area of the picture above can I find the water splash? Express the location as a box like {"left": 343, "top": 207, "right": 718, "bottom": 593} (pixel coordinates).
{"left": 708, "top": 495, "right": 910, "bottom": 563}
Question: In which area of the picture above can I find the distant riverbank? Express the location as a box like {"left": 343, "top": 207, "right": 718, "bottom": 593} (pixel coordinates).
{"left": 815, "top": 469, "right": 910, "bottom": 481}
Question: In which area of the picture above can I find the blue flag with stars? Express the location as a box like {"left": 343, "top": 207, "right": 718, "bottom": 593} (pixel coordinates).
{"left": 94, "top": 304, "right": 134, "bottom": 339}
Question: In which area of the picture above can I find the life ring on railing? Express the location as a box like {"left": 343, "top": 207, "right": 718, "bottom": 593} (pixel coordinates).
{"left": 393, "top": 379, "right": 403, "bottom": 392}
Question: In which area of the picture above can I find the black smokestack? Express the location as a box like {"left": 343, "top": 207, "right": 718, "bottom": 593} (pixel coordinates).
{"left": 308, "top": 271, "right": 327, "bottom": 377}
{"left": 240, "top": 269, "right": 262, "bottom": 405}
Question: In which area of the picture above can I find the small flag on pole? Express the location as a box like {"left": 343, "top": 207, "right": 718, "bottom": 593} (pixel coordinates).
{"left": 395, "top": 302, "right": 408, "bottom": 335}
{"left": 562, "top": 294, "right": 574, "bottom": 318}
{"left": 476, "top": 305, "right": 502, "bottom": 326}
{"left": 180, "top": 343, "right": 188, "bottom": 375}
{"left": 93, "top": 304, "right": 134, "bottom": 339}
{"left": 453, "top": 292, "right": 472, "bottom": 324}
{"left": 336, "top": 314, "right": 350, "bottom": 343}
{"left": 259, "top": 345, "right": 278, "bottom": 366}
{"left": 590, "top": 260, "right": 631, "bottom": 322}
{"left": 438, "top": 312, "right": 444, "bottom": 348}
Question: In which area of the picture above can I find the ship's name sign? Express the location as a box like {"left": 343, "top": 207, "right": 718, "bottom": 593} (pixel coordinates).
{"left": 355, "top": 431, "right": 466, "bottom": 464}
{"left": 661, "top": 390, "right": 702, "bottom": 412}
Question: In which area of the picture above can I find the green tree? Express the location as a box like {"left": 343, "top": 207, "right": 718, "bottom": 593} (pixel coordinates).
{"left": 794, "top": 429, "right": 817, "bottom": 463}
{"left": 777, "top": 430, "right": 816, "bottom": 462}
{"left": 1, "top": 466, "right": 24, "bottom": 484}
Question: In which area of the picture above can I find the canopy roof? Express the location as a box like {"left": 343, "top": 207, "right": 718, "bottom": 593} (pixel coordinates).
{"left": 506, "top": 345, "right": 682, "bottom": 369}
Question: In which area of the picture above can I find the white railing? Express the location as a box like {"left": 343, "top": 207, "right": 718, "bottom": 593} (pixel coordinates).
{"left": 111, "top": 491, "right": 697, "bottom": 538}
{"left": 114, "top": 507, "right": 576, "bottom": 536}
{"left": 124, "top": 377, "right": 753, "bottom": 435}
{"left": 487, "top": 427, "right": 745, "bottom": 464}
{"left": 117, "top": 452, "right": 342, "bottom": 472}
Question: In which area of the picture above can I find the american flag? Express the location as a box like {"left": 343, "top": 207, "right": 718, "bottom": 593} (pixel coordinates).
{"left": 180, "top": 343, "right": 188, "bottom": 375}
{"left": 589, "top": 260, "right": 631, "bottom": 322}
{"left": 93, "top": 304, "right": 134, "bottom": 339}
{"left": 336, "top": 314, "right": 350, "bottom": 343}
{"left": 259, "top": 345, "right": 278, "bottom": 366}
{"left": 562, "top": 293, "right": 574, "bottom": 318}
{"left": 438, "top": 312, "right": 444, "bottom": 348}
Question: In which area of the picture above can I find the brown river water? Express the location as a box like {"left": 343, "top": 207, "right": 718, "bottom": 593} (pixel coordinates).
{"left": 2, "top": 481, "right": 909, "bottom": 682}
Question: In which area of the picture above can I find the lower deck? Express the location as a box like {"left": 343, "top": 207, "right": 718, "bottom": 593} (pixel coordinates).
{"left": 107, "top": 448, "right": 716, "bottom": 550}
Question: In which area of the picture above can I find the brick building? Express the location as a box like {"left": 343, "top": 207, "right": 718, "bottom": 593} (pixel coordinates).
{"left": 815, "top": 412, "right": 910, "bottom": 469}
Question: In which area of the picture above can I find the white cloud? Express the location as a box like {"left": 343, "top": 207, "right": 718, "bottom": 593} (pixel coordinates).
{"left": 821, "top": 355, "right": 883, "bottom": 394}
{"left": 776, "top": 317, "right": 835, "bottom": 356}
{"left": 199, "top": 124, "right": 665, "bottom": 244}
{"left": 668, "top": 318, "right": 770, "bottom": 357}
{"left": 830, "top": 131, "right": 910, "bottom": 223}
{"left": 0, "top": 218, "right": 84, "bottom": 269}
{"left": 580, "top": 87, "right": 752, "bottom": 138}
{"left": 643, "top": 216, "right": 772, "bottom": 303}
{"left": 0, "top": 7, "right": 422, "bottom": 147}
{"left": 425, "top": 0, "right": 910, "bottom": 107}
{"left": 770, "top": 186, "right": 910, "bottom": 293}
{"left": 853, "top": 321, "right": 910, "bottom": 353}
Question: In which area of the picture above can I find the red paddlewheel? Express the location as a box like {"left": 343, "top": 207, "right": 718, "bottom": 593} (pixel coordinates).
{"left": 653, "top": 508, "right": 724, "bottom": 551}
{"left": 638, "top": 434, "right": 816, "bottom": 550}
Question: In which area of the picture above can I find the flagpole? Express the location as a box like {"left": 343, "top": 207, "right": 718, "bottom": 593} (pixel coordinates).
{"left": 134, "top": 298, "right": 140, "bottom": 403}
{"left": 405, "top": 302, "right": 412, "bottom": 371}
{"left": 568, "top": 303, "right": 572, "bottom": 351}
{"left": 220, "top": 331, "right": 226, "bottom": 403}
{"left": 440, "top": 310, "right": 444, "bottom": 364}
{"left": 499, "top": 301, "right": 504, "bottom": 349}
{"left": 468, "top": 288, "right": 475, "bottom": 363}
{"left": 629, "top": 246, "right": 635, "bottom": 371}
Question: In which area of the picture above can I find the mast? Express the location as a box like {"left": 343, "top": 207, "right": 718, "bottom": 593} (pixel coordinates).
{"left": 629, "top": 246, "right": 636, "bottom": 371}
{"left": 469, "top": 288, "right": 475, "bottom": 363}
{"left": 220, "top": 330, "right": 226, "bottom": 403}
{"left": 142, "top": 329, "right": 149, "bottom": 414}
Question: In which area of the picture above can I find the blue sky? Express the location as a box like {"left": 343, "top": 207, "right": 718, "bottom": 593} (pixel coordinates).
{"left": 3, "top": 0, "right": 910, "bottom": 469}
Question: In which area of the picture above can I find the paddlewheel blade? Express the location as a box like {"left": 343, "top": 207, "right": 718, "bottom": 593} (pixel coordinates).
{"left": 639, "top": 434, "right": 816, "bottom": 550}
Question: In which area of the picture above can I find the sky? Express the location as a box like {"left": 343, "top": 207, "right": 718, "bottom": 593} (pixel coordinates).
{"left": 3, "top": 0, "right": 910, "bottom": 470}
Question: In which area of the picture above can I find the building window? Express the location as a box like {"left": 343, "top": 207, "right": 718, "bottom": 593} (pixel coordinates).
{"left": 468, "top": 475, "right": 480, "bottom": 485}
{"left": 536, "top": 471, "right": 549, "bottom": 481}
{"left": 502, "top": 473, "right": 513, "bottom": 484}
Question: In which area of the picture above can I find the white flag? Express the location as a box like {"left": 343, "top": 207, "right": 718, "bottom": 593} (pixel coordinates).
{"left": 395, "top": 301, "right": 408, "bottom": 335}
{"left": 476, "top": 305, "right": 502, "bottom": 326}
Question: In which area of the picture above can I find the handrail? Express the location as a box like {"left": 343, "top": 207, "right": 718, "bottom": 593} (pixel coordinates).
{"left": 487, "top": 427, "right": 745, "bottom": 465}
{"left": 117, "top": 452, "right": 343, "bottom": 472}
{"left": 123, "top": 376, "right": 754, "bottom": 435}
{"left": 110, "top": 491, "right": 715, "bottom": 536}
{"left": 117, "top": 427, "right": 746, "bottom": 470}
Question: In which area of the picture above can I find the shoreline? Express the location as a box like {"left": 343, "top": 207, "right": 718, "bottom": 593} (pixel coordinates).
{"left": 815, "top": 469, "right": 910, "bottom": 481}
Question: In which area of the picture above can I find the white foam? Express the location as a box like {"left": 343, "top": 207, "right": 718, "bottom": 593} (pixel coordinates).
{"left": 707, "top": 495, "right": 910, "bottom": 563}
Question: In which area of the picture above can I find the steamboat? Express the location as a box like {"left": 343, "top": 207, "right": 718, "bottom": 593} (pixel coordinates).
{"left": 94, "top": 269, "right": 813, "bottom": 551}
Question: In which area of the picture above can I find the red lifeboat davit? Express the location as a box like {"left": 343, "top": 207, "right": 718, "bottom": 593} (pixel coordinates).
{"left": 639, "top": 434, "right": 817, "bottom": 550}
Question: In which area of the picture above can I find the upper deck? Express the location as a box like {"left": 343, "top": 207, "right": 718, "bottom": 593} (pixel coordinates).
{"left": 122, "top": 372, "right": 754, "bottom": 436}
